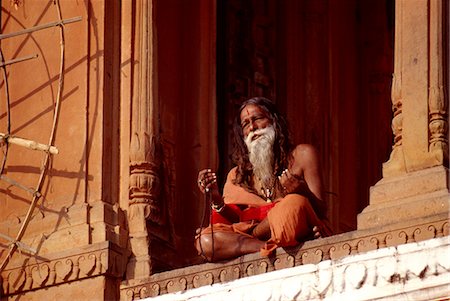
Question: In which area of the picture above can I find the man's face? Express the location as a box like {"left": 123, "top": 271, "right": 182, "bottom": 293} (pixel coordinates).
{"left": 240, "top": 104, "right": 272, "bottom": 139}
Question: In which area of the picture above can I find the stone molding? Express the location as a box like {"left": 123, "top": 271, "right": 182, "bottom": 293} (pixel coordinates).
{"left": 358, "top": 166, "right": 449, "bottom": 229}
{"left": 144, "top": 236, "right": 450, "bottom": 301}
{"left": 1, "top": 241, "right": 129, "bottom": 297}
{"left": 120, "top": 216, "right": 448, "bottom": 300}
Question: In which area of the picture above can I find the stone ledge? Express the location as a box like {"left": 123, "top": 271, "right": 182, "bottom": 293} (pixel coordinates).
{"left": 358, "top": 166, "right": 450, "bottom": 229}
{"left": 120, "top": 213, "right": 449, "bottom": 300}
{"left": 143, "top": 236, "right": 450, "bottom": 301}
{"left": 370, "top": 165, "right": 449, "bottom": 205}
{"left": 1, "top": 241, "right": 130, "bottom": 297}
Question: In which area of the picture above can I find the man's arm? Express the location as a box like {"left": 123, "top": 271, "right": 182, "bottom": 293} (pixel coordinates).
{"left": 289, "top": 144, "right": 327, "bottom": 218}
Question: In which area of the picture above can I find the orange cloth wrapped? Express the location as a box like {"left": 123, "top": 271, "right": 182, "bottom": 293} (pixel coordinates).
{"left": 213, "top": 167, "right": 331, "bottom": 256}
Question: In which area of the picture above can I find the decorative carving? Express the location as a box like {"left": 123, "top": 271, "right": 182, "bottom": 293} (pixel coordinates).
{"left": 329, "top": 243, "right": 351, "bottom": 260}
{"left": 383, "top": 72, "right": 406, "bottom": 177}
{"left": 138, "top": 286, "right": 148, "bottom": 299}
{"left": 356, "top": 237, "right": 379, "bottom": 254}
{"left": 383, "top": 0, "right": 406, "bottom": 177}
{"left": 128, "top": 0, "right": 164, "bottom": 224}
{"left": 1, "top": 242, "right": 128, "bottom": 297}
{"left": 442, "top": 222, "right": 449, "bottom": 236}
{"left": 219, "top": 266, "right": 240, "bottom": 282}
{"left": 150, "top": 284, "right": 160, "bottom": 297}
{"left": 385, "top": 231, "right": 408, "bottom": 247}
{"left": 390, "top": 73, "right": 403, "bottom": 149}
{"left": 124, "top": 289, "right": 134, "bottom": 301}
{"left": 129, "top": 132, "right": 163, "bottom": 225}
{"left": 120, "top": 218, "right": 449, "bottom": 300}
{"left": 245, "top": 263, "right": 256, "bottom": 276}
{"left": 166, "top": 278, "right": 187, "bottom": 294}
{"left": 126, "top": 0, "right": 173, "bottom": 280}
{"left": 429, "top": 86, "right": 448, "bottom": 158}
{"left": 186, "top": 237, "right": 448, "bottom": 300}
{"left": 428, "top": 0, "right": 448, "bottom": 161}
{"left": 301, "top": 249, "right": 324, "bottom": 264}
{"left": 192, "top": 272, "right": 213, "bottom": 288}
{"left": 413, "top": 226, "right": 436, "bottom": 242}
{"left": 257, "top": 260, "right": 270, "bottom": 273}
{"left": 274, "top": 255, "right": 294, "bottom": 270}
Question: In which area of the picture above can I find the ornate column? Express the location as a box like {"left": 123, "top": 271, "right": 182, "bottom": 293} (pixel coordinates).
{"left": 126, "top": 0, "right": 162, "bottom": 279}
{"left": 358, "top": 0, "right": 449, "bottom": 230}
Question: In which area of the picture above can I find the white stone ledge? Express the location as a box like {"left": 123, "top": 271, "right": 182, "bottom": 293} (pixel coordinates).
{"left": 146, "top": 236, "right": 450, "bottom": 301}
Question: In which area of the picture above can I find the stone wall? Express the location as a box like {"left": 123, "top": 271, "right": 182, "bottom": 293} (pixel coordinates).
{"left": 0, "top": 1, "right": 128, "bottom": 299}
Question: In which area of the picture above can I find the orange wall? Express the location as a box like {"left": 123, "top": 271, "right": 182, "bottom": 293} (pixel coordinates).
{"left": 0, "top": 0, "right": 121, "bottom": 258}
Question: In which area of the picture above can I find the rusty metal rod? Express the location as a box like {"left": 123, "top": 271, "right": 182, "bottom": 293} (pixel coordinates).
{"left": 0, "top": 16, "right": 82, "bottom": 40}
{"left": 0, "top": 175, "right": 41, "bottom": 197}
{"left": 0, "top": 54, "right": 38, "bottom": 67}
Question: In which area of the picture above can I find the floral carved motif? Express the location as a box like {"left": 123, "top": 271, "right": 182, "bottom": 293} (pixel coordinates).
{"left": 129, "top": 132, "right": 163, "bottom": 225}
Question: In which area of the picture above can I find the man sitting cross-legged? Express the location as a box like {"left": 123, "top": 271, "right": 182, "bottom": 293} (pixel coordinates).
{"left": 196, "top": 97, "right": 332, "bottom": 262}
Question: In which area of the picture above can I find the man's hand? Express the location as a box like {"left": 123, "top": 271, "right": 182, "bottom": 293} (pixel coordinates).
{"left": 197, "top": 169, "right": 218, "bottom": 193}
{"left": 278, "top": 169, "right": 302, "bottom": 194}
{"left": 197, "top": 169, "right": 222, "bottom": 204}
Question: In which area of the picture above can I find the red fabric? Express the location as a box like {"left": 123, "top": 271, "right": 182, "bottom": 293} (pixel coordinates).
{"left": 211, "top": 204, "right": 241, "bottom": 224}
{"left": 240, "top": 203, "right": 276, "bottom": 222}
{"left": 211, "top": 203, "right": 276, "bottom": 224}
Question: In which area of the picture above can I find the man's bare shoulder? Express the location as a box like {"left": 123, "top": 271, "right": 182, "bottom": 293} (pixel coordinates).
{"left": 288, "top": 144, "right": 319, "bottom": 175}
{"left": 226, "top": 166, "right": 238, "bottom": 181}
{"left": 291, "top": 144, "right": 318, "bottom": 160}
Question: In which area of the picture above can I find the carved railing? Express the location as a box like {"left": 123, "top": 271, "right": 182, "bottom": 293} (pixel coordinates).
{"left": 120, "top": 214, "right": 448, "bottom": 300}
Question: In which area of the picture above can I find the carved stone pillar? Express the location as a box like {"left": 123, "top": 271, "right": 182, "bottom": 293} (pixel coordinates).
{"left": 126, "top": 0, "right": 162, "bottom": 279}
{"left": 358, "top": 0, "right": 449, "bottom": 230}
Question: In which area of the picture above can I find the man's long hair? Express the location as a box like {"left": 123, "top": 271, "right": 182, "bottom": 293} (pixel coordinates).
{"left": 232, "top": 97, "right": 294, "bottom": 189}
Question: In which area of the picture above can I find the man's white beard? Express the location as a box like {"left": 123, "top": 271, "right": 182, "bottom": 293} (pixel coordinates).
{"left": 245, "top": 125, "right": 276, "bottom": 189}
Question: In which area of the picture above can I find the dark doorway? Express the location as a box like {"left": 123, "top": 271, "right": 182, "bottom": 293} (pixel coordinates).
{"left": 217, "top": 0, "right": 394, "bottom": 233}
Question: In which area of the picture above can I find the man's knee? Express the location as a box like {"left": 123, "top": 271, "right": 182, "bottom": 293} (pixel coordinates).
{"left": 281, "top": 194, "right": 311, "bottom": 211}
{"left": 195, "top": 233, "right": 214, "bottom": 260}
